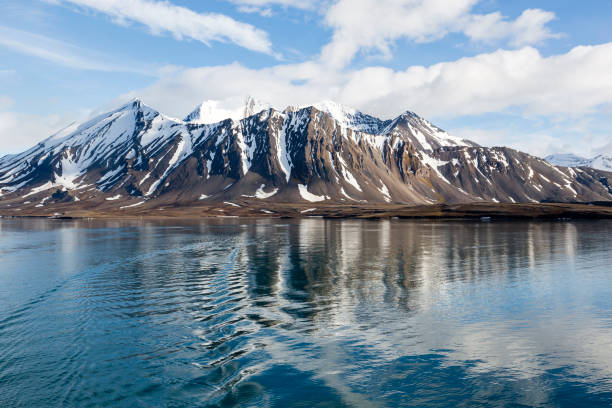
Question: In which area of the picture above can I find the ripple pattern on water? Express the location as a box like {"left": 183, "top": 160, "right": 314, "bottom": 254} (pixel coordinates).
{"left": 0, "top": 219, "right": 611, "bottom": 407}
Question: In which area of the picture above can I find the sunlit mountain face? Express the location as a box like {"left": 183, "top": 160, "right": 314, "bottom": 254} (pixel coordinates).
{"left": 1, "top": 99, "right": 611, "bottom": 213}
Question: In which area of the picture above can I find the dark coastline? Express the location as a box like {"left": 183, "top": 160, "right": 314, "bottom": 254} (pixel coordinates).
{"left": 2, "top": 202, "right": 612, "bottom": 220}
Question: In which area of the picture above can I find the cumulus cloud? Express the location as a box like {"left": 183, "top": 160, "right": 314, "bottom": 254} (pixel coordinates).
{"left": 54, "top": 0, "right": 273, "bottom": 54}
{"left": 464, "top": 9, "right": 561, "bottom": 47}
{"left": 0, "top": 1, "right": 599, "bottom": 157}
{"left": 6, "top": 40, "right": 610, "bottom": 156}
{"left": 100, "top": 42, "right": 612, "bottom": 158}
{"left": 122, "top": 43, "right": 612, "bottom": 121}
{"left": 320, "top": 0, "right": 560, "bottom": 67}
{"left": 340, "top": 44, "right": 612, "bottom": 118}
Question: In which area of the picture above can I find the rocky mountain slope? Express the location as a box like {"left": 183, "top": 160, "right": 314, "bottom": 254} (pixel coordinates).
{"left": 1, "top": 98, "right": 611, "bottom": 214}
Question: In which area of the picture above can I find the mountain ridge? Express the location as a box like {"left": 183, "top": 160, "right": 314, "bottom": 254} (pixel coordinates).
{"left": 1, "top": 98, "right": 611, "bottom": 214}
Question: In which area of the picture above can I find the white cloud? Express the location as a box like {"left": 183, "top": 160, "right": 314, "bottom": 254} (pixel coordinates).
{"left": 320, "top": 0, "right": 560, "bottom": 67}
{"left": 594, "top": 140, "right": 612, "bottom": 156}
{"left": 122, "top": 42, "right": 612, "bottom": 122}
{"left": 451, "top": 127, "right": 602, "bottom": 159}
{"left": 340, "top": 44, "right": 612, "bottom": 119}
{"left": 0, "top": 1, "right": 601, "bottom": 158}
{"left": 464, "top": 9, "right": 561, "bottom": 47}
{"left": 5, "top": 41, "right": 611, "bottom": 157}
{"left": 0, "top": 26, "right": 154, "bottom": 74}
{"left": 55, "top": 0, "right": 273, "bottom": 54}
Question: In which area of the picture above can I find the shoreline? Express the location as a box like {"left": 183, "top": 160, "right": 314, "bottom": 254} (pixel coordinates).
{"left": 2, "top": 202, "right": 612, "bottom": 221}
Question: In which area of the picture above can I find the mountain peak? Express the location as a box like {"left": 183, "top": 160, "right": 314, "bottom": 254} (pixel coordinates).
{"left": 310, "top": 100, "right": 392, "bottom": 134}
{"left": 547, "top": 153, "right": 612, "bottom": 172}
{"left": 184, "top": 100, "right": 228, "bottom": 124}
{"left": 312, "top": 100, "right": 359, "bottom": 117}
{"left": 185, "top": 96, "right": 271, "bottom": 125}
{"left": 243, "top": 95, "right": 270, "bottom": 118}
{"left": 119, "top": 98, "right": 143, "bottom": 110}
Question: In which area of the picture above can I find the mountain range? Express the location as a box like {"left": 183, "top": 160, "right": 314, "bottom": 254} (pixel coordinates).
{"left": 1, "top": 97, "right": 611, "bottom": 215}
{"left": 546, "top": 152, "right": 612, "bottom": 172}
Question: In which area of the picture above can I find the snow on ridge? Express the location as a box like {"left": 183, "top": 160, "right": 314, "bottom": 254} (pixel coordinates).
{"left": 337, "top": 155, "right": 362, "bottom": 192}
{"left": 312, "top": 100, "right": 390, "bottom": 135}
{"left": 235, "top": 123, "right": 257, "bottom": 175}
{"left": 184, "top": 100, "right": 237, "bottom": 125}
{"left": 145, "top": 133, "right": 193, "bottom": 197}
{"left": 23, "top": 181, "right": 56, "bottom": 198}
{"left": 419, "top": 152, "right": 451, "bottom": 184}
{"left": 53, "top": 151, "right": 85, "bottom": 190}
{"left": 378, "top": 180, "right": 391, "bottom": 202}
{"left": 277, "top": 112, "right": 293, "bottom": 182}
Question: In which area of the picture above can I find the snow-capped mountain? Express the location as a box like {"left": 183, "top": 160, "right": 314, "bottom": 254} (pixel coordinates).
{"left": 546, "top": 152, "right": 612, "bottom": 172}
{"left": 184, "top": 96, "right": 271, "bottom": 125}
{"left": 1, "top": 98, "right": 611, "bottom": 212}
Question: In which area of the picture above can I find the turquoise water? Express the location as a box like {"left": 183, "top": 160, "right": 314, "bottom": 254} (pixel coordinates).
{"left": 0, "top": 218, "right": 611, "bottom": 407}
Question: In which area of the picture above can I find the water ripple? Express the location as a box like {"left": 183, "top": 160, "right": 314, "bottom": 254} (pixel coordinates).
{"left": 0, "top": 219, "right": 611, "bottom": 406}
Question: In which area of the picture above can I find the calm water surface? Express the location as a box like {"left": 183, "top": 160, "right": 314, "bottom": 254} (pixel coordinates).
{"left": 0, "top": 218, "right": 611, "bottom": 407}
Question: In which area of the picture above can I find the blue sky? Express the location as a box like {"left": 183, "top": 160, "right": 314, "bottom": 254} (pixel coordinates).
{"left": 1, "top": 0, "right": 611, "bottom": 157}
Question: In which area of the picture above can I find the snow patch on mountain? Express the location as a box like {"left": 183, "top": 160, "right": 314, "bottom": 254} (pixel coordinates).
{"left": 254, "top": 184, "right": 278, "bottom": 199}
{"left": 298, "top": 184, "right": 327, "bottom": 202}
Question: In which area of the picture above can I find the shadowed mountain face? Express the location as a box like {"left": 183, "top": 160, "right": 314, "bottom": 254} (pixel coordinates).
{"left": 1, "top": 99, "right": 611, "bottom": 211}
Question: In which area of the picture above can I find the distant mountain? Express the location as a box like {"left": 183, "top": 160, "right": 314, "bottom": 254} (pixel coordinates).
{"left": 546, "top": 152, "right": 612, "bottom": 172}
{"left": 1, "top": 98, "right": 611, "bottom": 213}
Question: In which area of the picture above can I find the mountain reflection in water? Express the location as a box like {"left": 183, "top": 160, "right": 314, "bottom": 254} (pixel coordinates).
{"left": 0, "top": 218, "right": 611, "bottom": 407}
